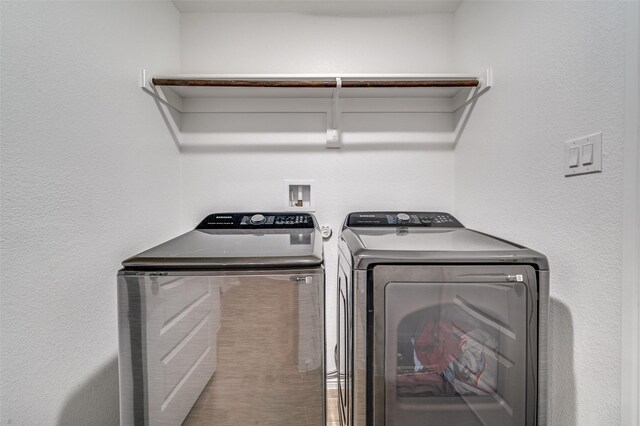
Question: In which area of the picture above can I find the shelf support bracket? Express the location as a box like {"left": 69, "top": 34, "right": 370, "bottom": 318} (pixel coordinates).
{"left": 327, "top": 77, "right": 342, "bottom": 149}
{"left": 452, "top": 68, "right": 493, "bottom": 146}
{"left": 140, "top": 69, "right": 184, "bottom": 148}
{"left": 140, "top": 69, "right": 183, "bottom": 112}
{"left": 452, "top": 68, "right": 493, "bottom": 113}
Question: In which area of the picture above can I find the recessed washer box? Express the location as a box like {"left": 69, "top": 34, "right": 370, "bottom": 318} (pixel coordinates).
{"left": 284, "top": 179, "right": 315, "bottom": 211}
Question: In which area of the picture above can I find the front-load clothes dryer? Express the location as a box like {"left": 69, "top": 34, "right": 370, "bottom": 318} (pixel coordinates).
{"left": 118, "top": 212, "right": 325, "bottom": 426}
{"left": 336, "top": 212, "right": 548, "bottom": 426}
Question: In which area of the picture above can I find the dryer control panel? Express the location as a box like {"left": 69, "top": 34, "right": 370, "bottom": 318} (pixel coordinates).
{"left": 197, "top": 212, "right": 315, "bottom": 229}
{"left": 346, "top": 212, "right": 463, "bottom": 228}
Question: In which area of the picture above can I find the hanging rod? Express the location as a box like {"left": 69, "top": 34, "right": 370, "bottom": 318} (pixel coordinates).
{"left": 151, "top": 78, "right": 479, "bottom": 88}
{"left": 341, "top": 80, "right": 478, "bottom": 88}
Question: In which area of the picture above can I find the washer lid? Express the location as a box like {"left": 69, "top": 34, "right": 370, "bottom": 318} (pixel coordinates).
{"left": 341, "top": 211, "right": 548, "bottom": 270}
{"left": 351, "top": 228, "right": 518, "bottom": 252}
{"left": 122, "top": 212, "right": 323, "bottom": 269}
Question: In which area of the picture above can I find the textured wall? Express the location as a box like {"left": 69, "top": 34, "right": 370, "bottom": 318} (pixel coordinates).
{"left": 181, "top": 11, "right": 455, "bottom": 74}
{"left": 179, "top": 11, "right": 457, "bottom": 374}
{"left": 1, "top": 2, "right": 632, "bottom": 424}
{"left": 0, "top": 2, "right": 182, "bottom": 424}
{"left": 453, "top": 2, "right": 626, "bottom": 425}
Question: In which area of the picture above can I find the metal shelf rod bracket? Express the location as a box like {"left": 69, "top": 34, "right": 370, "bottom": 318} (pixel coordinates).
{"left": 452, "top": 68, "right": 493, "bottom": 146}
{"left": 452, "top": 68, "right": 493, "bottom": 113}
{"left": 140, "top": 69, "right": 184, "bottom": 148}
{"left": 327, "top": 77, "right": 342, "bottom": 149}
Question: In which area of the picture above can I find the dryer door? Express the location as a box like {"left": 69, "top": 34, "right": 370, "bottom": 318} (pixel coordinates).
{"left": 371, "top": 265, "right": 538, "bottom": 426}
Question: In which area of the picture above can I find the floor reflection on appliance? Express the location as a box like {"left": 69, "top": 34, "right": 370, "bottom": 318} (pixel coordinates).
{"left": 182, "top": 279, "right": 323, "bottom": 425}
{"left": 326, "top": 389, "right": 340, "bottom": 426}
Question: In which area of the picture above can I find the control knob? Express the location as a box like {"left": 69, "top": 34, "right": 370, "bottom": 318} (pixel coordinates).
{"left": 250, "top": 214, "right": 266, "bottom": 225}
{"left": 396, "top": 213, "right": 411, "bottom": 224}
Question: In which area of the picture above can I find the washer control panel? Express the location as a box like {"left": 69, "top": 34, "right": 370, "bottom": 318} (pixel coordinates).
{"left": 346, "top": 212, "right": 463, "bottom": 228}
{"left": 197, "top": 212, "right": 315, "bottom": 229}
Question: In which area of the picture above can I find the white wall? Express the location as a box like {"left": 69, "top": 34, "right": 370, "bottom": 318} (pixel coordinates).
{"left": 622, "top": 2, "right": 640, "bottom": 423}
{"left": 179, "top": 11, "right": 457, "bottom": 374}
{"left": 453, "top": 2, "right": 627, "bottom": 424}
{"left": 181, "top": 11, "right": 455, "bottom": 74}
{"left": 1, "top": 2, "right": 633, "bottom": 424}
{"left": 0, "top": 1, "right": 182, "bottom": 424}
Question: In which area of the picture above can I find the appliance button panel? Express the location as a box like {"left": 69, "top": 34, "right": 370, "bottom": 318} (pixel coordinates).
{"left": 197, "top": 213, "right": 315, "bottom": 229}
{"left": 347, "top": 212, "right": 463, "bottom": 228}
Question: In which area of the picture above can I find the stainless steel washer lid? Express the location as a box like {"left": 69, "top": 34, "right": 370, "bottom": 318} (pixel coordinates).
{"left": 122, "top": 212, "right": 323, "bottom": 269}
{"left": 350, "top": 228, "right": 519, "bottom": 251}
{"left": 341, "top": 211, "right": 548, "bottom": 270}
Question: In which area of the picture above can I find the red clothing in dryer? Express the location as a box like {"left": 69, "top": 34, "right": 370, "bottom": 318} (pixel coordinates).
{"left": 413, "top": 319, "right": 469, "bottom": 373}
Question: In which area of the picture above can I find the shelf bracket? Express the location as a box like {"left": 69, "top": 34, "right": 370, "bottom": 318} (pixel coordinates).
{"left": 452, "top": 68, "right": 493, "bottom": 113}
{"left": 140, "top": 69, "right": 184, "bottom": 148}
{"left": 326, "top": 77, "right": 342, "bottom": 149}
{"left": 140, "top": 69, "right": 183, "bottom": 112}
{"left": 452, "top": 68, "right": 493, "bottom": 146}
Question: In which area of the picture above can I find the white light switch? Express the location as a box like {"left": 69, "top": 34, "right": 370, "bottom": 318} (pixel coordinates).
{"left": 569, "top": 147, "right": 579, "bottom": 167}
{"left": 564, "top": 132, "right": 602, "bottom": 177}
{"left": 581, "top": 144, "right": 593, "bottom": 165}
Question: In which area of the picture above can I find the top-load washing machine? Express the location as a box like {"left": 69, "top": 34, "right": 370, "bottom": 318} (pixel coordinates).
{"left": 118, "top": 212, "right": 325, "bottom": 426}
{"left": 336, "top": 211, "right": 548, "bottom": 426}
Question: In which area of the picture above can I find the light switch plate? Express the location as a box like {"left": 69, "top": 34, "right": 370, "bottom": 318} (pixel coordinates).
{"left": 564, "top": 132, "right": 602, "bottom": 177}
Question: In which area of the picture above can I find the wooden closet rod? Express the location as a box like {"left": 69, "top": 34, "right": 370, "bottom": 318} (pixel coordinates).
{"left": 342, "top": 80, "right": 478, "bottom": 88}
{"left": 151, "top": 78, "right": 480, "bottom": 88}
